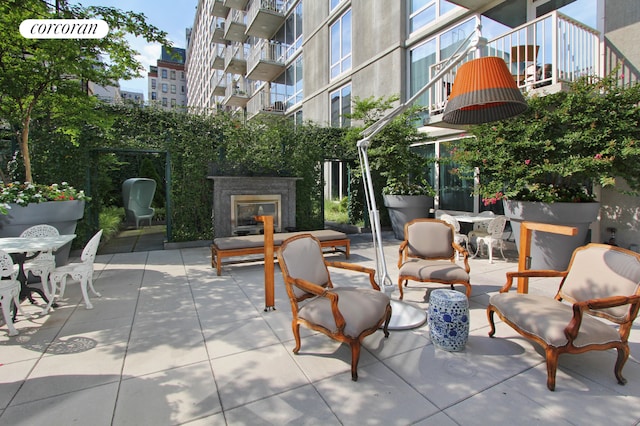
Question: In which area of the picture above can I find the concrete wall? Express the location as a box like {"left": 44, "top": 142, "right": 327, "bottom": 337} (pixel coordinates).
{"left": 597, "top": 0, "right": 640, "bottom": 250}
{"left": 302, "top": 0, "right": 405, "bottom": 126}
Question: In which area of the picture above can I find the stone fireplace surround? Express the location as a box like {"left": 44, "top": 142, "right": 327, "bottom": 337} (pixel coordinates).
{"left": 208, "top": 176, "right": 300, "bottom": 237}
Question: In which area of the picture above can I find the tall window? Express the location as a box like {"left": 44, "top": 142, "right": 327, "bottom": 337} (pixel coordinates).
{"left": 409, "top": 38, "right": 436, "bottom": 111}
{"left": 330, "top": 0, "right": 343, "bottom": 12}
{"left": 410, "top": 0, "right": 459, "bottom": 34}
{"left": 161, "top": 69, "right": 168, "bottom": 79}
{"left": 170, "top": 70, "right": 176, "bottom": 80}
{"left": 281, "top": 1, "right": 302, "bottom": 60}
{"left": 330, "top": 84, "right": 351, "bottom": 128}
{"left": 271, "top": 55, "right": 303, "bottom": 111}
{"left": 330, "top": 9, "right": 352, "bottom": 79}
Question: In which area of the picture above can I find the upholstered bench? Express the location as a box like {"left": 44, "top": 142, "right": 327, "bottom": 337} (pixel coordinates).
{"left": 211, "top": 230, "right": 350, "bottom": 275}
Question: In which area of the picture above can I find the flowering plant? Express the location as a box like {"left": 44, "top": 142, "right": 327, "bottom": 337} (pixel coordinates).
{"left": 450, "top": 72, "right": 640, "bottom": 204}
{"left": 0, "top": 182, "right": 88, "bottom": 214}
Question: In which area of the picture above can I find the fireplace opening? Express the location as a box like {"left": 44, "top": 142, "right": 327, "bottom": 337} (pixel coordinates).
{"left": 231, "top": 194, "right": 281, "bottom": 235}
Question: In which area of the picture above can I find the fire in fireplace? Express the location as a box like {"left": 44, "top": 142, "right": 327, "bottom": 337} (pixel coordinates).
{"left": 230, "top": 194, "right": 281, "bottom": 235}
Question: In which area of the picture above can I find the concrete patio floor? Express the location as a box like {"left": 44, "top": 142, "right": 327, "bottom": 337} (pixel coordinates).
{"left": 1, "top": 232, "right": 640, "bottom": 425}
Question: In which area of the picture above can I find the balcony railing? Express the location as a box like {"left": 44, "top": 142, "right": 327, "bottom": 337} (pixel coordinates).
{"left": 246, "top": 0, "right": 285, "bottom": 39}
{"left": 246, "top": 40, "right": 286, "bottom": 81}
{"left": 224, "top": 9, "right": 248, "bottom": 42}
{"left": 247, "top": 86, "right": 286, "bottom": 119}
{"left": 428, "top": 11, "right": 600, "bottom": 117}
{"left": 223, "top": 78, "right": 250, "bottom": 108}
{"left": 224, "top": 42, "right": 249, "bottom": 75}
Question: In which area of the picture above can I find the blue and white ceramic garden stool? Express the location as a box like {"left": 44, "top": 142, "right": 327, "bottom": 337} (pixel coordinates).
{"left": 428, "top": 289, "right": 470, "bottom": 351}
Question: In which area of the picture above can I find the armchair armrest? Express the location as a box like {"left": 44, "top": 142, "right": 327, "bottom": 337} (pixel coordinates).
{"left": 291, "top": 277, "right": 346, "bottom": 331}
{"left": 452, "top": 241, "right": 470, "bottom": 272}
{"left": 501, "top": 269, "right": 568, "bottom": 293}
{"left": 565, "top": 294, "right": 640, "bottom": 341}
{"left": 326, "top": 261, "right": 380, "bottom": 290}
{"left": 397, "top": 241, "right": 408, "bottom": 268}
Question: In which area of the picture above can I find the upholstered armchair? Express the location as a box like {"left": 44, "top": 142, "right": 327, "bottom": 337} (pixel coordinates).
{"left": 488, "top": 243, "right": 640, "bottom": 391}
{"left": 397, "top": 219, "right": 472, "bottom": 299}
{"left": 277, "top": 234, "right": 392, "bottom": 381}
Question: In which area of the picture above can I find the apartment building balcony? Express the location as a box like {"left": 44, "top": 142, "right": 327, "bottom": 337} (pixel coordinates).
{"left": 224, "top": 9, "right": 248, "bottom": 43}
{"left": 212, "top": 18, "right": 227, "bottom": 44}
{"left": 211, "top": 0, "right": 230, "bottom": 18}
{"left": 224, "top": 42, "right": 248, "bottom": 75}
{"left": 246, "top": 0, "right": 285, "bottom": 40}
{"left": 223, "top": 0, "right": 249, "bottom": 10}
{"left": 212, "top": 74, "right": 227, "bottom": 97}
{"left": 246, "top": 40, "right": 286, "bottom": 81}
{"left": 223, "top": 79, "right": 250, "bottom": 108}
{"left": 425, "top": 11, "right": 599, "bottom": 127}
{"left": 210, "top": 46, "right": 225, "bottom": 70}
{"left": 246, "top": 86, "right": 285, "bottom": 119}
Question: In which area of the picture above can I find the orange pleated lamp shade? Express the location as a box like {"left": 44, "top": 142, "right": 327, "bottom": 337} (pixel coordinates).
{"left": 442, "top": 57, "right": 527, "bottom": 125}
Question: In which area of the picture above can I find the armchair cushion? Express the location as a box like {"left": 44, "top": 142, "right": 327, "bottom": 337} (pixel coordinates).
{"left": 299, "top": 287, "right": 391, "bottom": 338}
{"left": 490, "top": 293, "right": 622, "bottom": 348}
{"left": 399, "top": 259, "right": 470, "bottom": 283}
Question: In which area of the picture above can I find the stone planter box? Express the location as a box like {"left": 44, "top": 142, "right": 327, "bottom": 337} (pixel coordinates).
{"left": 0, "top": 200, "right": 85, "bottom": 266}
{"left": 503, "top": 200, "right": 600, "bottom": 271}
{"left": 383, "top": 195, "right": 433, "bottom": 240}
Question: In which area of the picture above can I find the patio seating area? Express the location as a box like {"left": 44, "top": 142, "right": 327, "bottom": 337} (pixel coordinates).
{"left": 1, "top": 232, "right": 640, "bottom": 425}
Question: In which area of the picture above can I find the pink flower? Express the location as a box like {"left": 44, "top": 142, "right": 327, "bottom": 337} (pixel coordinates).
{"left": 524, "top": 159, "right": 531, "bottom": 165}
{"left": 594, "top": 153, "right": 603, "bottom": 159}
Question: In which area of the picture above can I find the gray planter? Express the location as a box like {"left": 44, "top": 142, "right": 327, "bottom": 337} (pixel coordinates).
{"left": 383, "top": 195, "right": 433, "bottom": 240}
{"left": 503, "top": 200, "right": 600, "bottom": 271}
{"left": 0, "top": 200, "right": 86, "bottom": 266}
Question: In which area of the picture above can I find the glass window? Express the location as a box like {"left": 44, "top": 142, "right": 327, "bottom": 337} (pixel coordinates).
{"left": 330, "top": 0, "right": 342, "bottom": 11}
{"left": 410, "top": 0, "right": 461, "bottom": 34}
{"left": 151, "top": 92, "right": 156, "bottom": 100}
{"left": 409, "top": 38, "right": 436, "bottom": 111}
{"left": 439, "top": 18, "right": 476, "bottom": 59}
{"left": 151, "top": 79, "right": 156, "bottom": 89}
{"left": 171, "top": 84, "right": 176, "bottom": 94}
{"left": 162, "top": 97, "right": 167, "bottom": 106}
{"left": 330, "top": 84, "right": 351, "bottom": 128}
{"left": 162, "top": 83, "right": 168, "bottom": 93}
{"left": 281, "top": 2, "right": 303, "bottom": 60}
{"left": 170, "top": 70, "right": 176, "bottom": 80}
{"left": 330, "top": 9, "right": 352, "bottom": 79}
{"left": 161, "top": 69, "right": 167, "bottom": 79}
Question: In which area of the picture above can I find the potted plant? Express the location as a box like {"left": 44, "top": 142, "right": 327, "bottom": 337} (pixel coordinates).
{"left": 348, "top": 96, "right": 436, "bottom": 239}
{"left": 451, "top": 71, "right": 640, "bottom": 269}
{"left": 0, "top": 182, "right": 89, "bottom": 265}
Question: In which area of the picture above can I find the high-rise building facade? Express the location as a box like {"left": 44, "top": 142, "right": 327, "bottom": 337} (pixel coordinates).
{"left": 149, "top": 47, "right": 188, "bottom": 110}
{"left": 185, "top": 0, "right": 639, "bottom": 242}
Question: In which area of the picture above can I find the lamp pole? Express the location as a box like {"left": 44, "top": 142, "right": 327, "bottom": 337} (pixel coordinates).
{"left": 357, "top": 25, "right": 486, "bottom": 329}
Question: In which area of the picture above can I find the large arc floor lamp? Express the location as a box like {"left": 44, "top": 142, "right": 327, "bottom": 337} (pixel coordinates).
{"left": 357, "top": 25, "right": 527, "bottom": 329}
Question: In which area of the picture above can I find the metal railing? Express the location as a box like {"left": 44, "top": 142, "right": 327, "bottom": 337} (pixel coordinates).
{"left": 247, "top": 86, "right": 286, "bottom": 118}
{"left": 247, "top": 39, "right": 286, "bottom": 72}
{"left": 247, "top": 0, "right": 284, "bottom": 24}
{"left": 428, "top": 11, "right": 600, "bottom": 116}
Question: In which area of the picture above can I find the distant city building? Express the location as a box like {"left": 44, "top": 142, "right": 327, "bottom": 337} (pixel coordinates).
{"left": 148, "top": 46, "right": 187, "bottom": 110}
{"left": 120, "top": 90, "right": 144, "bottom": 105}
{"left": 88, "top": 81, "right": 121, "bottom": 104}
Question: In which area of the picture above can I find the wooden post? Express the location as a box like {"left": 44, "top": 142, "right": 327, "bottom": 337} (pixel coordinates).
{"left": 255, "top": 215, "right": 275, "bottom": 311}
{"left": 517, "top": 221, "right": 578, "bottom": 293}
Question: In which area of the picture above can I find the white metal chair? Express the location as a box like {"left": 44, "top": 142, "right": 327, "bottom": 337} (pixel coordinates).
{"left": 469, "top": 215, "right": 507, "bottom": 263}
{"left": 48, "top": 229, "right": 103, "bottom": 311}
{"left": 20, "top": 224, "right": 59, "bottom": 304}
{"left": 439, "top": 214, "right": 470, "bottom": 261}
{"left": 0, "top": 249, "right": 29, "bottom": 336}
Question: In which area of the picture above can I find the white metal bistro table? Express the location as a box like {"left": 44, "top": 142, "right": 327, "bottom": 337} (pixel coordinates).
{"left": 0, "top": 234, "right": 76, "bottom": 314}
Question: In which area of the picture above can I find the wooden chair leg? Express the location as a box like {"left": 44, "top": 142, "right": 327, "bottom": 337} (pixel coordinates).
{"left": 398, "top": 279, "right": 404, "bottom": 300}
{"left": 292, "top": 322, "right": 301, "bottom": 353}
{"left": 350, "top": 341, "right": 361, "bottom": 381}
{"left": 545, "top": 348, "right": 559, "bottom": 391}
{"left": 614, "top": 346, "right": 629, "bottom": 385}
{"left": 487, "top": 307, "right": 497, "bottom": 337}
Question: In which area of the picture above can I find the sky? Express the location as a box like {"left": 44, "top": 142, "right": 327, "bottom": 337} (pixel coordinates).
{"left": 73, "top": 0, "right": 199, "bottom": 98}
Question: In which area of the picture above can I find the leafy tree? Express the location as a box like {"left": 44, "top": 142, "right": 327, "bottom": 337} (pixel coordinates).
{"left": 0, "top": 0, "right": 171, "bottom": 182}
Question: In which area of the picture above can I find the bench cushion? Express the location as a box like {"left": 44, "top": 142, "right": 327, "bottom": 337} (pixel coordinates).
{"left": 213, "top": 230, "right": 347, "bottom": 250}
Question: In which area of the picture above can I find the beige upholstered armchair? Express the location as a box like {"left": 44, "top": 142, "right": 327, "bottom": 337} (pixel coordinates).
{"left": 277, "top": 234, "right": 392, "bottom": 381}
{"left": 397, "top": 219, "right": 472, "bottom": 299}
{"left": 488, "top": 243, "right": 640, "bottom": 391}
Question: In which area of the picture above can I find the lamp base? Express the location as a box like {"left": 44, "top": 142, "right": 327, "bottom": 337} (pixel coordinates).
{"left": 388, "top": 299, "right": 427, "bottom": 330}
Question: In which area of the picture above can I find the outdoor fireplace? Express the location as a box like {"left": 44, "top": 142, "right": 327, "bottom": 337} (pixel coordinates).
{"left": 208, "top": 176, "right": 300, "bottom": 237}
{"left": 231, "top": 194, "right": 281, "bottom": 235}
